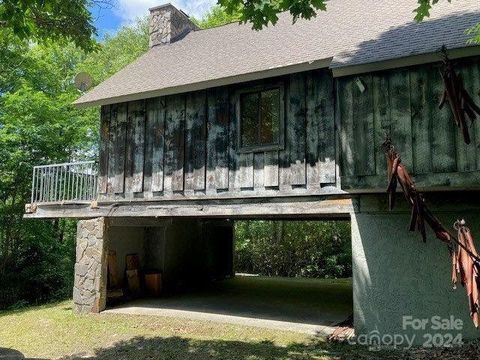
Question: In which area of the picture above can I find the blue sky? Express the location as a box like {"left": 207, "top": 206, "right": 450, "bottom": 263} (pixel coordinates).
{"left": 91, "top": 0, "right": 216, "bottom": 38}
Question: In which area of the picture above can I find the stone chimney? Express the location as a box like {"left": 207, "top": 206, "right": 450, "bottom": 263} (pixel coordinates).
{"left": 148, "top": 3, "right": 199, "bottom": 47}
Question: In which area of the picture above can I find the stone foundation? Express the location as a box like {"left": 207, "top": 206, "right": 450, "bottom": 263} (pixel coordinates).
{"left": 73, "top": 217, "right": 108, "bottom": 313}
{"left": 72, "top": 217, "right": 233, "bottom": 313}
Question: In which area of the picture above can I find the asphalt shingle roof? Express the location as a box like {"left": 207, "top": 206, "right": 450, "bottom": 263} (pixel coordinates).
{"left": 75, "top": 0, "right": 480, "bottom": 107}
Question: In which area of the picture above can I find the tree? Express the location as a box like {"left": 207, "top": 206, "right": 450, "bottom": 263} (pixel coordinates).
{"left": 0, "top": 16, "right": 150, "bottom": 309}
{"left": 412, "top": 0, "right": 478, "bottom": 42}
{"left": 218, "top": 0, "right": 325, "bottom": 30}
{"left": 235, "top": 220, "right": 351, "bottom": 278}
{"left": 466, "top": 23, "right": 480, "bottom": 44}
{"left": 0, "top": 0, "right": 111, "bottom": 52}
{"left": 414, "top": 0, "right": 449, "bottom": 21}
{"left": 77, "top": 17, "right": 149, "bottom": 85}
{"left": 0, "top": 40, "right": 96, "bottom": 308}
{"left": 191, "top": 5, "right": 241, "bottom": 29}
{"left": 0, "top": 30, "right": 31, "bottom": 94}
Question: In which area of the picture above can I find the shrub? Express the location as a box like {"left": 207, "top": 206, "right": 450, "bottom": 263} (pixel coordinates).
{"left": 234, "top": 220, "right": 351, "bottom": 279}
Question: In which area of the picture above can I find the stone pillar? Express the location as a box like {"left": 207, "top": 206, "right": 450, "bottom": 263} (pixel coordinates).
{"left": 148, "top": 4, "right": 198, "bottom": 48}
{"left": 73, "top": 217, "right": 108, "bottom": 313}
{"left": 351, "top": 195, "right": 479, "bottom": 346}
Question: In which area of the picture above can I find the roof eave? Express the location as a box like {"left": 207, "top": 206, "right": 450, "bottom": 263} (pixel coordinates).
{"left": 73, "top": 58, "right": 332, "bottom": 108}
{"left": 331, "top": 45, "right": 480, "bottom": 78}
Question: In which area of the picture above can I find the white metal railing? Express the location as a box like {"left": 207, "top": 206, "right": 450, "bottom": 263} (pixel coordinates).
{"left": 31, "top": 161, "right": 98, "bottom": 204}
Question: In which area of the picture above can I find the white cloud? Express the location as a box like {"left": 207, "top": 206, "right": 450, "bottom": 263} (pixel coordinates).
{"left": 177, "top": 0, "right": 216, "bottom": 19}
{"left": 114, "top": 0, "right": 216, "bottom": 24}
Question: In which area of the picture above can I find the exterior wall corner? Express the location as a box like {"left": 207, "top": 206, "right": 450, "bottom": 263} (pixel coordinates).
{"left": 351, "top": 195, "right": 480, "bottom": 345}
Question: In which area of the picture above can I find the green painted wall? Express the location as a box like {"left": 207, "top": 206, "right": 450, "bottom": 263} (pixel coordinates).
{"left": 352, "top": 194, "right": 480, "bottom": 346}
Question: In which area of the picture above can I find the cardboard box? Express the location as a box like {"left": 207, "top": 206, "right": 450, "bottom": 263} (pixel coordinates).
{"left": 144, "top": 273, "right": 162, "bottom": 297}
{"left": 126, "top": 269, "right": 141, "bottom": 295}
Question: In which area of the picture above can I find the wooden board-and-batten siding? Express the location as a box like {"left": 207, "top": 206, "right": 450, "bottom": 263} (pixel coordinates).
{"left": 338, "top": 56, "right": 480, "bottom": 191}
{"left": 97, "top": 70, "right": 338, "bottom": 202}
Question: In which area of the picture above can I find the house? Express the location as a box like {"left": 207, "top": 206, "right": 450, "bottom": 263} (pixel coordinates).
{"left": 25, "top": 0, "right": 480, "bottom": 344}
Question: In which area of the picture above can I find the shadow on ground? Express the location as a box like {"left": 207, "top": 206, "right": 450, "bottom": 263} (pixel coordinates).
{"left": 0, "top": 348, "right": 25, "bottom": 359}
{"left": 57, "top": 336, "right": 379, "bottom": 360}
{"left": 0, "top": 301, "right": 72, "bottom": 318}
{"left": 57, "top": 336, "right": 480, "bottom": 360}
{"left": 108, "top": 276, "right": 353, "bottom": 328}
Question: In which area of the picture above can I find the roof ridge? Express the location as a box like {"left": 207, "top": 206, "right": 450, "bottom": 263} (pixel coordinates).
{"left": 193, "top": 9, "right": 294, "bottom": 33}
{"left": 75, "top": 0, "right": 480, "bottom": 107}
{"left": 195, "top": 19, "right": 242, "bottom": 32}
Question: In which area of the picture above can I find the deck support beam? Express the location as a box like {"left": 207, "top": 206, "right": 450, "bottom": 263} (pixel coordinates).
{"left": 24, "top": 196, "right": 355, "bottom": 219}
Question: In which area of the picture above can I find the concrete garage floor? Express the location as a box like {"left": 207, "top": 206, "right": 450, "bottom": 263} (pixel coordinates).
{"left": 104, "top": 276, "right": 353, "bottom": 336}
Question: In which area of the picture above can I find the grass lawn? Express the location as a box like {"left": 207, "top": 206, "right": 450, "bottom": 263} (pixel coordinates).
{"left": 1, "top": 277, "right": 476, "bottom": 359}
{"left": 2, "top": 300, "right": 479, "bottom": 359}
{"left": 0, "top": 300, "right": 390, "bottom": 360}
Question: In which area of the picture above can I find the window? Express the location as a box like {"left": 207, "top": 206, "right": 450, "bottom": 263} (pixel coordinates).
{"left": 238, "top": 85, "right": 284, "bottom": 152}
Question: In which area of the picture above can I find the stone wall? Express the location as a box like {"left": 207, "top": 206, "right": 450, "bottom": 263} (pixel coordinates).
{"left": 149, "top": 4, "right": 198, "bottom": 47}
{"left": 73, "top": 217, "right": 108, "bottom": 313}
{"left": 72, "top": 217, "right": 234, "bottom": 312}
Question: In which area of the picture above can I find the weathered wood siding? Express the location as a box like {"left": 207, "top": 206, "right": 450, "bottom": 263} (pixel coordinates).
{"left": 97, "top": 70, "right": 338, "bottom": 201}
{"left": 338, "top": 57, "right": 480, "bottom": 191}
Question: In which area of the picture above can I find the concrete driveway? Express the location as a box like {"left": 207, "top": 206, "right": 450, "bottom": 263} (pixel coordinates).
{"left": 103, "top": 275, "right": 353, "bottom": 336}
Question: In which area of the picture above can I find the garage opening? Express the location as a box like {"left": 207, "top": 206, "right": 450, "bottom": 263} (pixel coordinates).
{"left": 104, "top": 219, "right": 353, "bottom": 335}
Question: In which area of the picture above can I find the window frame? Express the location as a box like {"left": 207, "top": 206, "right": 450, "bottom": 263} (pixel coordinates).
{"left": 235, "top": 82, "right": 285, "bottom": 153}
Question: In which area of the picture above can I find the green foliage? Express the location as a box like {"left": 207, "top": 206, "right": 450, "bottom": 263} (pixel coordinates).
{"left": 0, "top": 0, "right": 101, "bottom": 52}
{"left": 466, "top": 22, "right": 480, "bottom": 44}
{"left": 0, "top": 220, "right": 77, "bottom": 308}
{"left": 235, "top": 221, "right": 351, "bottom": 279}
{"left": 77, "top": 17, "right": 149, "bottom": 85}
{"left": 0, "top": 30, "right": 31, "bottom": 94}
{"left": 191, "top": 5, "right": 242, "bottom": 29}
{"left": 0, "top": 36, "right": 97, "bottom": 309}
{"left": 414, "top": 0, "right": 445, "bottom": 21}
{"left": 0, "top": 16, "right": 149, "bottom": 309}
{"left": 218, "top": 0, "right": 327, "bottom": 30}
{"left": 414, "top": 1, "right": 479, "bottom": 43}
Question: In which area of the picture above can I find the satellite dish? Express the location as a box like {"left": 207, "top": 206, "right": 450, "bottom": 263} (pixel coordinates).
{"left": 74, "top": 72, "right": 93, "bottom": 92}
